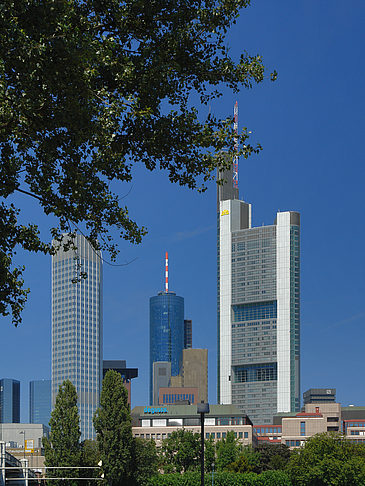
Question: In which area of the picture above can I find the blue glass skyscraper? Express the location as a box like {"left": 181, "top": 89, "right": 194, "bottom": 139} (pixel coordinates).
{"left": 150, "top": 291, "right": 184, "bottom": 404}
{"left": 52, "top": 234, "right": 102, "bottom": 440}
{"left": 0, "top": 378, "right": 20, "bottom": 423}
{"left": 29, "top": 380, "right": 51, "bottom": 427}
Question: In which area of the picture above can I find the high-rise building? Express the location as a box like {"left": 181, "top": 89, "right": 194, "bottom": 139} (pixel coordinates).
{"left": 303, "top": 388, "right": 336, "bottom": 405}
{"left": 184, "top": 319, "right": 192, "bottom": 349}
{"left": 152, "top": 362, "right": 171, "bottom": 406}
{"left": 29, "top": 380, "right": 51, "bottom": 427}
{"left": 0, "top": 378, "right": 20, "bottom": 423}
{"left": 52, "top": 233, "right": 103, "bottom": 440}
{"left": 102, "top": 360, "right": 138, "bottom": 406}
{"left": 180, "top": 348, "right": 208, "bottom": 404}
{"left": 149, "top": 254, "right": 184, "bottom": 404}
{"left": 217, "top": 167, "right": 300, "bottom": 424}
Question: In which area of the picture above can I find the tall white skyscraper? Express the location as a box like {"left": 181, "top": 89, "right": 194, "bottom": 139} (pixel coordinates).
{"left": 217, "top": 169, "right": 300, "bottom": 424}
{"left": 52, "top": 234, "right": 103, "bottom": 440}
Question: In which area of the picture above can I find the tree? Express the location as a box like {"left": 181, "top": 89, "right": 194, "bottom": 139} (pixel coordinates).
{"left": 226, "top": 445, "right": 261, "bottom": 473}
{"left": 93, "top": 370, "right": 134, "bottom": 485}
{"left": 0, "top": 0, "right": 274, "bottom": 325}
{"left": 286, "top": 433, "right": 365, "bottom": 486}
{"left": 43, "top": 380, "right": 82, "bottom": 486}
{"left": 132, "top": 437, "right": 158, "bottom": 485}
{"left": 160, "top": 429, "right": 201, "bottom": 473}
{"left": 256, "top": 442, "right": 291, "bottom": 472}
{"left": 215, "top": 431, "right": 242, "bottom": 471}
{"left": 81, "top": 440, "right": 100, "bottom": 486}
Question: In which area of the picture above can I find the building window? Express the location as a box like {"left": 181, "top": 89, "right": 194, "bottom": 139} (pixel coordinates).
{"left": 244, "top": 432, "right": 248, "bottom": 438}
{"left": 300, "top": 422, "right": 306, "bottom": 436}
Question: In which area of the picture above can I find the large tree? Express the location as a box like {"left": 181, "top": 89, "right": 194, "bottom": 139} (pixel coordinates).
{"left": 286, "top": 433, "right": 365, "bottom": 486}
{"left": 94, "top": 370, "right": 134, "bottom": 485}
{"left": 0, "top": 0, "right": 274, "bottom": 325}
{"left": 43, "top": 380, "right": 82, "bottom": 486}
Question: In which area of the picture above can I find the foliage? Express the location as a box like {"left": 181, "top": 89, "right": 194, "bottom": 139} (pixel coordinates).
{"left": 160, "top": 429, "right": 201, "bottom": 473}
{"left": 205, "top": 434, "right": 216, "bottom": 472}
{"left": 286, "top": 433, "right": 365, "bottom": 486}
{"left": 147, "top": 470, "right": 291, "bottom": 485}
{"left": 227, "top": 446, "right": 261, "bottom": 473}
{"left": 93, "top": 370, "right": 134, "bottom": 486}
{"left": 43, "top": 380, "right": 82, "bottom": 486}
{"left": 81, "top": 440, "right": 100, "bottom": 486}
{"left": 0, "top": 0, "right": 273, "bottom": 325}
{"left": 132, "top": 437, "right": 159, "bottom": 485}
{"left": 256, "top": 442, "right": 291, "bottom": 472}
{"left": 216, "top": 431, "right": 242, "bottom": 471}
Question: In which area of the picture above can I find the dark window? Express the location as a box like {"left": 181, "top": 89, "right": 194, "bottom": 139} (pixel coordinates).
{"left": 327, "top": 426, "right": 339, "bottom": 432}
{"left": 327, "top": 417, "right": 339, "bottom": 422}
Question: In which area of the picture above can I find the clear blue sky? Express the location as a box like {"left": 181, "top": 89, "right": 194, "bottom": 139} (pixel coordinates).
{"left": 1, "top": 0, "right": 365, "bottom": 421}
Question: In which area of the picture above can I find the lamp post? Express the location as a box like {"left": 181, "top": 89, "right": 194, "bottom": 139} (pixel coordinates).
{"left": 197, "top": 402, "right": 209, "bottom": 486}
{"left": 211, "top": 462, "right": 215, "bottom": 486}
{"left": 19, "top": 430, "right": 25, "bottom": 459}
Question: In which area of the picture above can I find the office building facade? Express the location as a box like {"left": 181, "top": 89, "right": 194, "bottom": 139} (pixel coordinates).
{"left": 152, "top": 362, "right": 171, "bottom": 406}
{"left": 184, "top": 320, "right": 192, "bottom": 349}
{"left": 0, "top": 379, "right": 20, "bottom": 423}
{"left": 52, "top": 233, "right": 103, "bottom": 440}
{"left": 150, "top": 291, "right": 184, "bottom": 404}
{"left": 303, "top": 388, "right": 336, "bottom": 404}
{"left": 217, "top": 169, "right": 300, "bottom": 424}
{"left": 29, "top": 380, "right": 51, "bottom": 427}
{"left": 103, "top": 360, "right": 138, "bottom": 406}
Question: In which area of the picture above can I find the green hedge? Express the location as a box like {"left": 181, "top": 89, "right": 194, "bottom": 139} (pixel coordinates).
{"left": 148, "top": 470, "right": 292, "bottom": 486}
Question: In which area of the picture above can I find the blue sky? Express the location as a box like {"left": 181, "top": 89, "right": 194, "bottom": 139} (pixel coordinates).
{"left": 1, "top": 0, "right": 365, "bottom": 421}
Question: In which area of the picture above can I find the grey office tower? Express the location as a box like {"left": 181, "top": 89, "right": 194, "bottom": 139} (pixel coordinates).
{"left": 51, "top": 234, "right": 103, "bottom": 440}
{"left": 217, "top": 167, "right": 300, "bottom": 424}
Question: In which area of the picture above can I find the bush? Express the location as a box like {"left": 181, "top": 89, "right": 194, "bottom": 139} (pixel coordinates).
{"left": 147, "top": 470, "right": 292, "bottom": 485}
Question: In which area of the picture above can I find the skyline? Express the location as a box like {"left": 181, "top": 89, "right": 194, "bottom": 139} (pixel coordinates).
{"left": 0, "top": 0, "right": 365, "bottom": 422}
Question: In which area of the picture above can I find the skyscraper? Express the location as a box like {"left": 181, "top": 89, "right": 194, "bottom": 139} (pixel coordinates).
{"left": 29, "top": 380, "right": 51, "bottom": 427}
{"left": 217, "top": 167, "right": 300, "bottom": 424}
{"left": 184, "top": 319, "right": 192, "bottom": 349}
{"left": 149, "top": 253, "right": 184, "bottom": 404}
{"left": 0, "top": 378, "right": 20, "bottom": 423}
{"left": 52, "top": 233, "right": 102, "bottom": 440}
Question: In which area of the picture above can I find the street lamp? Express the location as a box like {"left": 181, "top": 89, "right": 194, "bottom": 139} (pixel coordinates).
{"left": 19, "top": 430, "right": 25, "bottom": 459}
{"left": 197, "top": 402, "right": 209, "bottom": 486}
{"left": 211, "top": 462, "right": 215, "bottom": 486}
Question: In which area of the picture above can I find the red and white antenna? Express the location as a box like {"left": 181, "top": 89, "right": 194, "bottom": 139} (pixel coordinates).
{"left": 165, "top": 251, "right": 169, "bottom": 293}
{"left": 233, "top": 101, "right": 239, "bottom": 189}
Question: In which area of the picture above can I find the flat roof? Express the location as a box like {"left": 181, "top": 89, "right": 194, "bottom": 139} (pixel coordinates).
{"left": 132, "top": 404, "right": 248, "bottom": 418}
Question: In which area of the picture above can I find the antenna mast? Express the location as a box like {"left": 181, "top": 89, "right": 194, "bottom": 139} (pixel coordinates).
{"left": 233, "top": 101, "right": 239, "bottom": 189}
{"left": 165, "top": 252, "right": 169, "bottom": 293}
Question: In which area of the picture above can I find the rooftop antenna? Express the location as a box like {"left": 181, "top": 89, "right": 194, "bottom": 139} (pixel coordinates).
{"left": 233, "top": 101, "right": 239, "bottom": 189}
{"left": 165, "top": 251, "right": 169, "bottom": 293}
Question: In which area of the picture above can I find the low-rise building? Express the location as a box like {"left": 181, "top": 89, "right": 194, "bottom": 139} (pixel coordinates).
{"left": 131, "top": 404, "right": 255, "bottom": 446}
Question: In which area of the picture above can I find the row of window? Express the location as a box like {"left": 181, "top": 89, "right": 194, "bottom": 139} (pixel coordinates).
{"left": 254, "top": 427, "right": 281, "bottom": 434}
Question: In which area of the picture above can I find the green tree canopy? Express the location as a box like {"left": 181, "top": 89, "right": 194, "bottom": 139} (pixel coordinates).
{"left": 286, "top": 433, "right": 365, "bottom": 486}
{"left": 160, "top": 429, "right": 201, "bottom": 473}
{"left": 0, "top": 0, "right": 274, "bottom": 325}
{"left": 94, "top": 370, "right": 134, "bottom": 486}
{"left": 43, "top": 380, "right": 82, "bottom": 486}
{"left": 216, "top": 430, "right": 242, "bottom": 471}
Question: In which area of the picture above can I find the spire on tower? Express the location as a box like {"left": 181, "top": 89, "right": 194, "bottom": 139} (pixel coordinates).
{"left": 165, "top": 251, "right": 169, "bottom": 293}
{"left": 233, "top": 101, "right": 239, "bottom": 189}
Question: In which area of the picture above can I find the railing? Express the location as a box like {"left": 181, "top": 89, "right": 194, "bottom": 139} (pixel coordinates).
{"left": 4, "top": 452, "right": 21, "bottom": 468}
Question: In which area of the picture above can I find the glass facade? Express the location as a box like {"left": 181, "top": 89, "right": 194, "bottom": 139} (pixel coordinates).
{"left": 52, "top": 234, "right": 102, "bottom": 440}
{"left": 150, "top": 292, "right": 184, "bottom": 404}
{"left": 29, "top": 380, "right": 51, "bottom": 427}
{"left": 0, "top": 378, "right": 20, "bottom": 423}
